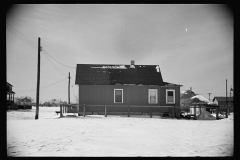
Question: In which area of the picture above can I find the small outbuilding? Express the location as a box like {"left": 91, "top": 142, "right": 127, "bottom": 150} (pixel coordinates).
{"left": 213, "top": 96, "right": 234, "bottom": 113}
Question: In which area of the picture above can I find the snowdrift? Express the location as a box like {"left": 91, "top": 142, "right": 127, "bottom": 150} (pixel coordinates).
{"left": 196, "top": 110, "right": 216, "bottom": 120}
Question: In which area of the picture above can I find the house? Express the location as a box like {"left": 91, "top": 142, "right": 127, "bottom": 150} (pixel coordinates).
{"left": 212, "top": 96, "right": 234, "bottom": 112}
{"left": 7, "top": 82, "right": 16, "bottom": 109}
{"left": 180, "top": 87, "right": 196, "bottom": 111}
{"left": 75, "top": 61, "right": 183, "bottom": 118}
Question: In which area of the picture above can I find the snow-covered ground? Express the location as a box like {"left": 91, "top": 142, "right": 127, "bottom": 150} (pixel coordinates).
{"left": 7, "top": 107, "right": 234, "bottom": 157}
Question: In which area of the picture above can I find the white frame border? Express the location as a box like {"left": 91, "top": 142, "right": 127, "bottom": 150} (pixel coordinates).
{"left": 166, "top": 89, "right": 175, "bottom": 104}
{"left": 114, "top": 89, "right": 123, "bottom": 103}
{"left": 148, "top": 89, "right": 158, "bottom": 104}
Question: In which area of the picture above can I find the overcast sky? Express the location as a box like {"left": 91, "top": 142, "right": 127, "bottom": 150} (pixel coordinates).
{"left": 6, "top": 4, "right": 233, "bottom": 103}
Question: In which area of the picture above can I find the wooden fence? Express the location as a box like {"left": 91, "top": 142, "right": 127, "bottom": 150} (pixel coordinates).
{"left": 60, "top": 104, "right": 177, "bottom": 118}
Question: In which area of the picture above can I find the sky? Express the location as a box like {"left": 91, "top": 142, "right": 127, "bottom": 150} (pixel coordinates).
{"left": 6, "top": 4, "right": 233, "bottom": 103}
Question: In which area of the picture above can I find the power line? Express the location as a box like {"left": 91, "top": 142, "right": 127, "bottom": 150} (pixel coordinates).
{"left": 6, "top": 23, "right": 37, "bottom": 46}
{"left": 6, "top": 24, "right": 38, "bottom": 49}
{"left": 6, "top": 27, "right": 38, "bottom": 49}
{"left": 6, "top": 23, "right": 75, "bottom": 69}
{"left": 42, "top": 49, "right": 75, "bottom": 69}
{"left": 42, "top": 51, "right": 67, "bottom": 78}
{"left": 15, "top": 78, "right": 68, "bottom": 94}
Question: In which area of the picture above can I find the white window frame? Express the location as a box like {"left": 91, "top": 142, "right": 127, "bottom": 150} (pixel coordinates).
{"left": 166, "top": 89, "right": 175, "bottom": 104}
{"left": 148, "top": 89, "right": 158, "bottom": 104}
{"left": 114, "top": 89, "right": 123, "bottom": 103}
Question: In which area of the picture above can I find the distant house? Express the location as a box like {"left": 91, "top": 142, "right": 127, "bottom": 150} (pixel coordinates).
{"left": 75, "top": 61, "right": 183, "bottom": 118}
{"left": 213, "top": 97, "right": 234, "bottom": 112}
{"left": 7, "top": 82, "right": 15, "bottom": 106}
{"left": 180, "top": 87, "right": 196, "bottom": 110}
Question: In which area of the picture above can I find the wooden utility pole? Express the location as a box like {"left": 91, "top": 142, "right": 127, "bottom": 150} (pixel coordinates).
{"left": 68, "top": 72, "right": 70, "bottom": 104}
{"left": 226, "top": 79, "right": 228, "bottom": 118}
{"left": 35, "top": 37, "right": 41, "bottom": 120}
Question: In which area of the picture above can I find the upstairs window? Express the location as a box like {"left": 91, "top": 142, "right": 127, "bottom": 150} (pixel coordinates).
{"left": 166, "top": 89, "right": 175, "bottom": 104}
{"left": 114, "top": 89, "right": 123, "bottom": 103}
{"left": 148, "top": 89, "right": 158, "bottom": 104}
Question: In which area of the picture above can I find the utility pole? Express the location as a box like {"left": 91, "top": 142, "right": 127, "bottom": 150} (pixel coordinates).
{"left": 226, "top": 79, "right": 228, "bottom": 118}
{"left": 35, "top": 37, "right": 41, "bottom": 120}
{"left": 230, "top": 86, "right": 232, "bottom": 99}
{"left": 229, "top": 86, "right": 232, "bottom": 115}
{"left": 68, "top": 72, "right": 70, "bottom": 104}
{"left": 207, "top": 93, "right": 212, "bottom": 101}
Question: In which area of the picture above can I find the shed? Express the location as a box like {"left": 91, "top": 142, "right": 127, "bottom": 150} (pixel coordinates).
{"left": 75, "top": 62, "right": 183, "bottom": 118}
{"left": 212, "top": 96, "right": 234, "bottom": 112}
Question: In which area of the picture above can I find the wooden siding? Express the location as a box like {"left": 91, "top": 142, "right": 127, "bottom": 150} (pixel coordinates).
{"left": 79, "top": 85, "right": 180, "bottom": 107}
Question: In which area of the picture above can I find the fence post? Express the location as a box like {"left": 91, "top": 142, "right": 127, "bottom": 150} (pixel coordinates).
{"left": 128, "top": 106, "right": 130, "bottom": 117}
{"left": 105, "top": 106, "right": 107, "bottom": 117}
{"left": 77, "top": 104, "right": 80, "bottom": 116}
{"left": 150, "top": 107, "right": 152, "bottom": 118}
{"left": 216, "top": 106, "right": 219, "bottom": 120}
{"left": 172, "top": 106, "right": 175, "bottom": 118}
{"left": 83, "top": 104, "right": 86, "bottom": 117}
{"left": 60, "top": 104, "right": 63, "bottom": 118}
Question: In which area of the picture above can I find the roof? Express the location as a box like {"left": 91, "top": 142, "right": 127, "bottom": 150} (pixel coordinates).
{"left": 6, "top": 82, "right": 13, "bottom": 87}
{"left": 189, "top": 95, "right": 210, "bottom": 104}
{"left": 180, "top": 90, "right": 196, "bottom": 99}
{"left": 75, "top": 64, "right": 176, "bottom": 86}
{"left": 7, "top": 91, "right": 15, "bottom": 94}
{"left": 213, "top": 97, "right": 233, "bottom": 102}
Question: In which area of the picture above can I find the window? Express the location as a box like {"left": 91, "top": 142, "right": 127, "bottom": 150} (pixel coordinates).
{"left": 166, "top": 89, "right": 175, "bottom": 104}
{"left": 114, "top": 89, "right": 123, "bottom": 103}
{"left": 148, "top": 89, "right": 158, "bottom": 104}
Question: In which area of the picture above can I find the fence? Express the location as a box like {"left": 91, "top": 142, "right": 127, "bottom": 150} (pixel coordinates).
{"left": 60, "top": 104, "right": 177, "bottom": 118}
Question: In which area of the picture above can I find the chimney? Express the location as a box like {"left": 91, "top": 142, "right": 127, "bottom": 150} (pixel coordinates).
{"left": 130, "top": 60, "right": 135, "bottom": 68}
{"left": 190, "top": 87, "right": 192, "bottom": 91}
{"left": 131, "top": 60, "right": 135, "bottom": 65}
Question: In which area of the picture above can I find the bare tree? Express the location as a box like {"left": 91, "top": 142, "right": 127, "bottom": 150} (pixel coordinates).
{"left": 74, "top": 94, "right": 78, "bottom": 104}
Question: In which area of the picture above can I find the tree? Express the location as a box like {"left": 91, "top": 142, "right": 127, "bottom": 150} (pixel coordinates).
{"left": 74, "top": 94, "right": 78, "bottom": 104}
{"left": 15, "top": 96, "right": 33, "bottom": 105}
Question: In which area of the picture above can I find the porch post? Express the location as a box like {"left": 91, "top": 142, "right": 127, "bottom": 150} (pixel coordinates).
{"left": 128, "top": 106, "right": 130, "bottom": 117}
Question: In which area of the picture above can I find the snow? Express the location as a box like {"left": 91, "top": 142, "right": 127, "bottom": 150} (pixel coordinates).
{"left": 7, "top": 107, "right": 233, "bottom": 157}
{"left": 181, "top": 90, "right": 188, "bottom": 94}
{"left": 191, "top": 95, "right": 210, "bottom": 103}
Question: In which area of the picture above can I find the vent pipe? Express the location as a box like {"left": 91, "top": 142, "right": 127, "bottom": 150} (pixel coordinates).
{"left": 130, "top": 60, "right": 135, "bottom": 68}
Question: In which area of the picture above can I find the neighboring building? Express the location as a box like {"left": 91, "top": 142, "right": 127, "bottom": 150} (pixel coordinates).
{"left": 180, "top": 87, "right": 196, "bottom": 110}
{"left": 75, "top": 61, "right": 183, "bottom": 117}
{"left": 212, "top": 96, "right": 234, "bottom": 112}
{"left": 6, "top": 82, "right": 15, "bottom": 106}
{"left": 189, "top": 94, "right": 210, "bottom": 115}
